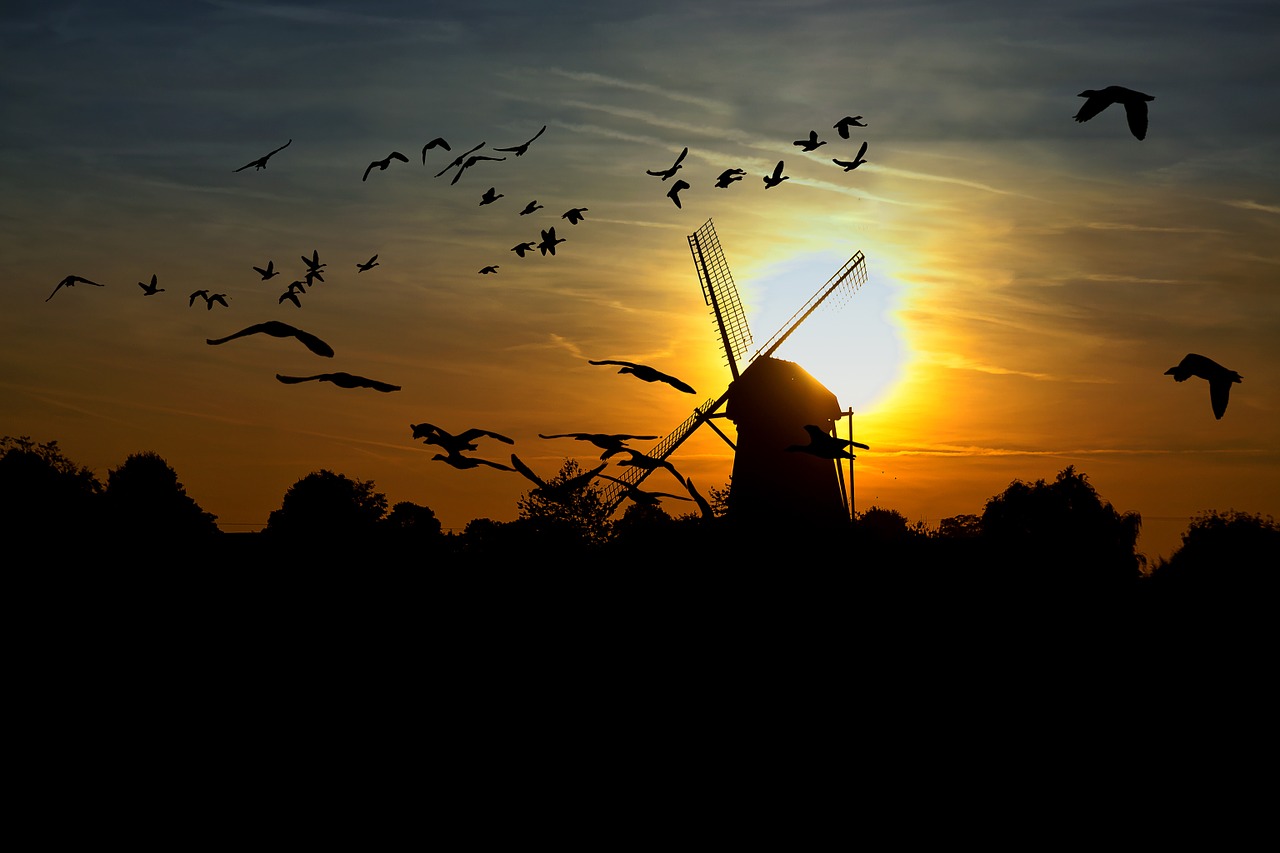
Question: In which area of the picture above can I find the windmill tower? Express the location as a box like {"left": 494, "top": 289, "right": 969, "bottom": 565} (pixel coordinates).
{"left": 596, "top": 218, "right": 868, "bottom": 524}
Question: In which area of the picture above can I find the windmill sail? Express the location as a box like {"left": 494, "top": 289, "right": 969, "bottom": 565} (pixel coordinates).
{"left": 688, "top": 219, "right": 752, "bottom": 379}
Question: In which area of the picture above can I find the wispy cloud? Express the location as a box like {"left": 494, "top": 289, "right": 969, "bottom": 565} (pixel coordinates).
{"left": 1085, "top": 222, "right": 1225, "bottom": 234}
{"left": 202, "top": 0, "right": 462, "bottom": 34}
{"left": 548, "top": 68, "right": 732, "bottom": 115}
{"left": 1224, "top": 199, "right": 1280, "bottom": 215}
{"left": 926, "top": 352, "right": 1114, "bottom": 383}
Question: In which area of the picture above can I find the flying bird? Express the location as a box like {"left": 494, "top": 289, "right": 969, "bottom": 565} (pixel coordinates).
{"left": 714, "top": 168, "right": 746, "bottom": 188}
{"left": 537, "top": 227, "right": 565, "bottom": 256}
{"left": 449, "top": 154, "right": 506, "bottom": 186}
{"left": 509, "top": 454, "right": 607, "bottom": 503}
{"left": 137, "top": 274, "right": 164, "bottom": 296}
{"left": 46, "top": 275, "right": 103, "bottom": 302}
{"left": 538, "top": 432, "right": 659, "bottom": 460}
{"left": 833, "top": 141, "right": 869, "bottom": 171}
{"left": 561, "top": 208, "right": 588, "bottom": 224}
{"left": 363, "top": 151, "right": 410, "bottom": 181}
{"left": 647, "top": 146, "right": 688, "bottom": 180}
{"left": 421, "top": 137, "right": 450, "bottom": 164}
{"left": 411, "top": 423, "right": 515, "bottom": 455}
{"left": 1165, "top": 353, "right": 1243, "bottom": 420}
{"left": 612, "top": 448, "right": 686, "bottom": 484}
{"left": 283, "top": 280, "right": 307, "bottom": 295}
{"left": 234, "top": 139, "right": 291, "bottom": 172}
{"left": 683, "top": 477, "right": 715, "bottom": 520}
{"left": 666, "top": 178, "right": 690, "bottom": 208}
{"left": 433, "top": 141, "right": 486, "bottom": 178}
{"left": 301, "top": 250, "right": 326, "bottom": 273}
{"left": 519, "top": 200, "right": 543, "bottom": 215}
{"left": 763, "top": 160, "right": 789, "bottom": 189}
{"left": 793, "top": 130, "right": 826, "bottom": 152}
{"left": 833, "top": 116, "right": 866, "bottom": 138}
{"left": 202, "top": 292, "right": 230, "bottom": 310}
{"left": 1074, "top": 86, "right": 1155, "bottom": 140}
{"left": 588, "top": 359, "right": 696, "bottom": 394}
{"left": 206, "top": 320, "right": 335, "bottom": 357}
{"left": 480, "top": 186, "right": 504, "bottom": 205}
{"left": 786, "top": 424, "right": 870, "bottom": 460}
{"left": 253, "top": 261, "right": 280, "bottom": 280}
{"left": 598, "top": 474, "right": 692, "bottom": 507}
{"left": 188, "top": 289, "right": 209, "bottom": 307}
{"left": 511, "top": 241, "right": 536, "bottom": 257}
{"left": 493, "top": 125, "right": 547, "bottom": 157}
{"left": 303, "top": 268, "right": 324, "bottom": 287}
{"left": 356, "top": 255, "right": 379, "bottom": 272}
{"left": 432, "top": 452, "right": 514, "bottom": 472}
{"left": 479, "top": 265, "right": 499, "bottom": 274}
{"left": 278, "top": 290, "right": 302, "bottom": 308}
{"left": 276, "top": 372, "right": 400, "bottom": 393}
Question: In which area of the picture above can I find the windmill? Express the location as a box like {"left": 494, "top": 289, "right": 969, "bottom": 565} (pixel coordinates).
{"left": 595, "top": 218, "right": 868, "bottom": 524}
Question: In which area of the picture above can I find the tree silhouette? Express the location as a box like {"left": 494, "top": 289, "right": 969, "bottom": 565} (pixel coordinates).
{"left": 384, "top": 501, "right": 443, "bottom": 537}
{"left": 266, "top": 469, "right": 388, "bottom": 542}
{"left": 1148, "top": 510, "right": 1279, "bottom": 602}
{"left": 1, "top": 435, "right": 103, "bottom": 544}
{"left": 515, "top": 458, "right": 612, "bottom": 548}
{"left": 103, "top": 451, "right": 219, "bottom": 545}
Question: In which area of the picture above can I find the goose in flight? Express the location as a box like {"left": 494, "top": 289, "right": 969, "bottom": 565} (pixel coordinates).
{"left": 1165, "top": 353, "right": 1243, "bottom": 420}
{"left": 278, "top": 290, "right": 302, "bottom": 308}
{"left": 511, "top": 241, "right": 536, "bottom": 257}
{"left": 188, "top": 289, "right": 209, "bottom": 307}
{"left": 598, "top": 474, "right": 692, "bottom": 507}
{"left": 683, "top": 477, "right": 715, "bottom": 519}
{"left": 137, "top": 274, "right": 164, "bottom": 296}
{"left": 411, "top": 423, "right": 515, "bottom": 455}
{"left": 449, "top": 154, "right": 506, "bottom": 186}
{"left": 588, "top": 359, "right": 696, "bottom": 394}
{"left": 833, "top": 141, "right": 869, "bottom": 171}
{"left": 301, "top": 250, "right": 326, "bottom": 273}
{"left": 786, "top": 424, "right": 869, "bottom": 460}
{"left": 480, "top": 186, "right": 504, "bottom": 205}
{"left": 509, "top": 453, "right": 607, "bottom": 503}
{"left": 421, "top": 136, "right": 450, "bottom": 164}
{"left": 538, "top": 432, "right": 659, "bottom": 460}
{"left": 432, "top": 451, "right": 514, "bottom": 472}
{"left": 561, "top": 207, "right": 588, "bottom": 225}
{"left": 201, "top": 292, "right": 230, "bottom": 310}
{"left": 276, "top": 372, "right": 401, "bottom": 392}
{"left": 363, "top": 151, "right": 410, "bottom": 181}
{"left": 537, "top": 227, "right": 565, "bottom": 256}
{"left": 303, "top": 268, "right": 324, "bottom": 287}
{"left": 433, "top": 141, "right": 486, "bottom": 178}
{"left": 612, "top": 448, "right": 685, "bottom": 484}
{"left": 519, "top": 199, "right": 544, "bottom": 216}
{"left": 666, "top": 179, "right": 690, "bottom": 208}
{"left": 714, "top": 168, "right": 746, "bottom": 188}
{"left": 253, "top": 261, "right": 280, "bottom": 280}
{"left": 1074, "top": 86, "right": 1155, "bottom": 140}
{"left": 234, "top": 139, "right": 291, "bottom": 172}
{"left": 356, "top": 255, "right": 379, "bottom": 272}
{"left": 479, "top": 265, "right": 499, "bottom": 274}
{"left": 793, "top": 130, "right": 826, "bottom": 152}
{"left": 493, "top": 124, "right": 547, "bottom": 157}
{"left": 763, "top": 160, "right": 789, "bottom": 189}
{"left": 833, "top": 116, "right": 866, "bottom": 138}
{"left": 206, "top": 320, "right": 335, "bottom": 357}
{"left": 46, "top": 275, "right": 103, "bottom": 302}
{"left": 646, "top": 146, "right": 688, "bottom": 180}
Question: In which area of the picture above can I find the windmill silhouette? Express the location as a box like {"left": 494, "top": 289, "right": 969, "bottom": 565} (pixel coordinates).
{"left": 595, "top": 218, "right": 868, "bottom": 524}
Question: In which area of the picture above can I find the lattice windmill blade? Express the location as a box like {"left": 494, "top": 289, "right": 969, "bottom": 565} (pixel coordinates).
{"left": 596, "top": 395, "right": 725, "bottom": 511}
{"left": 688, "top": 219, "right": 752, "bottom": 380}
{"left": 749, "top": 251, "right": 867, "bottom": 363}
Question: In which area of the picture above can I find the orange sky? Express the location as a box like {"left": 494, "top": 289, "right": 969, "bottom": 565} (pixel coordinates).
{"left": 3, "top": 1, "right": 1277, "bottom": 563}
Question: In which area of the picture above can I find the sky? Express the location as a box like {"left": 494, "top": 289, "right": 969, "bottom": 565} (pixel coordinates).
{"left": 2, "top": 0, "right": 1278, "bottom": 562}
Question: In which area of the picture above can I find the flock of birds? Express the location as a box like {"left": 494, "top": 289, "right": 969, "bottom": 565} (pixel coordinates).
{"left": 40, "top": 84, "right": 1247, "bottom": 517}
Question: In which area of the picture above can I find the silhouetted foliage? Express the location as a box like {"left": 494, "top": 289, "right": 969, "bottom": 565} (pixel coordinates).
{"left": 937, "top": 514, "right": 982, "bottom": 539}
{"left": 856, "top": 505, "right": 927, "bottom": 543}
{"left": 266, "top": 469, "right": 388, "bottom": 542}
{"left": 1148, "top": 510, "right": 1279, "bottom": 601}
{"left": 515, "top": 458, "right": 612, "bottom": 548}
{"left": 0, "top": 435, "right": 103, "bottom": 542}
{"left": 103, "top": 451, "right": 219, "bottom": 545}
{"left": 384, "top": 501, "right": 443, "bottom": 537}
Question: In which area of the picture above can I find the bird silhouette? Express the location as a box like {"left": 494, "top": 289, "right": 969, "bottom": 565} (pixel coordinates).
{"left": 519, "top": 199, "right": 544, "bottom": 215}
{"left": 432, "top": 451, "right": 514, "bottom": 472}
{"left": 509, "top": 454, "right": 607, "bottom": 503}
{"left": 284, "top": 280, "right": 307, "bottom": 295}
{"left": 1165, "top": 353, "right": 1243, "bottom": 420}
{"left": 511, "top": 241, "right": 536, "bottom": 257}
{"left": 188, "top": 289, "right": 209, "bottom": 307}
{"left": 137, "top": 274, "right": 164, "bottom": 296}
{"left": 1074, "top": 86, "right": 1155, "bottom": 140}
{"left": 449, "top": 154, "right": 506, "bottom": 186}
{"left": 537, "top": 227, "right": 565, "bottom": 256}
{"left": 538, "top": 432, "right": 658, "bottom": 460}
{"left": 561, "top": 207, "right": 588, "bottom": 224}
{"left": 356, "top": 255, "right": 379, "bottom": 272}
{"left": 276, "top": 372, "right": 400, "bottom": 392}
{"left": 301, "top": 250, "right": 326, "bottom": 273}
{"left": 833, "top": 141, "right": 869, "bottom": 171}
{"left": 206, "top": 321, "right": 335, "bottom": 357}
{"left": 480, "top": 186, "right": 504, "bottom": 205}
{"left": 588, "top": 359, "right": 696, "bottom": 394}
{"left": 363, "top": 151, "right": 410, "bottom": 181}
{"left": 234, "top": 139, "right": 291, "bottom": 172}
{"left": 411, "top": 423, "right": 515, "bottom": 455}
{"left": 303, "top": 268, "right": 324, "bottom": 287}
{"left": 598, "top": 474, "right": 692, "bottom": 507}
{"left": 434, "top": 141, "right": 486, "bottom": 178}
{"left": 493, "top": 125, "right": 547, "bottom": 157}
{"left": 278, "top": 290, "right": 302, "bottom": 308}
{"left": 612, "top": 448, "right": 685, "bottom": 484}
{"left": 683, "top": 477, "right": 715, "bottom": 519}
{"left": 793, "top": 130, "right": 826, "bottom": 152}
{"left": 786, "top": 424, "right": 869, "bottom": 459}
{"left": 833, "top": 116, "right": 866, "bottom": 138}
{"left": 763, "top": 160, "right": 789, "bottom": 188}
{"left": 253, "top": 261, "right": 279, "bottom": 280}
{"left": 202, "top": 292, "right": 230, "bottom": 310}
{"left": 479, "top": 265, "right": 499, "bottom": 274}
{"left": 46, "top": 275, "right": 103, "bottom": 302}
{"left": 647, "top": 146, "right": 688, "bottom": 180}
{"left": 421, "top": 137, "right": 450, "bottom": 164}
{"left": 666, "top": 179, "right": 690, "bottom": 208}
{"left": 714, "top": 168, "right": 746, "bottom": 188}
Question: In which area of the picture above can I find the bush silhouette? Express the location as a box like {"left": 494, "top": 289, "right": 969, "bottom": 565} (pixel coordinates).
{"left": 266, "top": 469, "right": 388, "bottom": 543}
{"left": 1, "top": 436, "right": 103, "bottom": 546}
{"left": 103, "top": 451, "right": 219, "bottom": 546}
